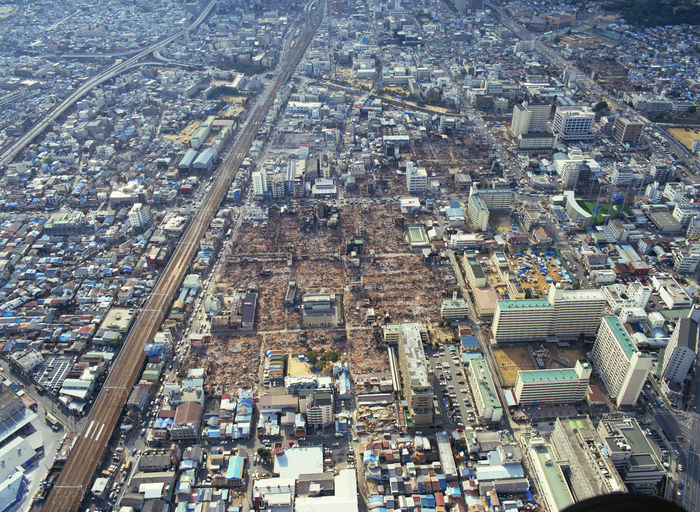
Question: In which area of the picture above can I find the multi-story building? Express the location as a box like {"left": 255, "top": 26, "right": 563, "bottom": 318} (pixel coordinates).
{"left": 672, "top": 203, "right": 700, "bottom": 227}
{"left": 300, "top": 392, "right": 334, "bottom": 428}
{"left": 467, "top": 192, "right": 489, "bottom": 231}
{"left": 252, "top": 170, "right": 268, "bottom": 196}
{"left": 492, "top": 285, "right": 606, "bottom": 342}
{"left": 612, "top": 117, "right": 644, "bottom": 146}
{"left": 661, "top": 309, "right": 699, "bottom": 385}
{"left": 128, "top": 202, "right": 152, "bottom": 230}
{"left": 672, "top": 246, "right": 700, "bottom": 274}
{"left": 687, "top": 216, "right": 700, "bottom": 239}
{"left": 510, "top": 101, "right": 551, "bottom": 136}
{"left": 406, "top": 163, "right": 428, "bottom": 193}
{"left": 514, "top": 359, "right": 592, "bottom": 405}
{"left": 463, "top": 254, "right": 487, "bottom": 288}
{"left": 465, "top": 356, "right": 502, "bottom": 423}
{"left": 550, "top": 416, "right": 627, "bottom": 502}
{"left": 441, "top": 298, "right": 470, "bottom": 321}
{"left": 510, "top": 101, "right": 556, "bottom": 150}
{"left": 477, "top": 188, "right": 513, "bottom": 211}
{"left": 597, "top": 418, "right": 665, "bottom": 493}
{"left": 552, "top": 107, "right": 595, "bottom": 141}
{"left": 398, "top": 323, "right": 433, "bottom": 426}
{"left": 590, "top": 316, "right": 652, "bottom": 407}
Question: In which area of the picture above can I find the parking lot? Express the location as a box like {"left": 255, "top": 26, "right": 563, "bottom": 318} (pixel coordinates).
{"left": 426, "top": 345, "right": 475, "bottom": 429}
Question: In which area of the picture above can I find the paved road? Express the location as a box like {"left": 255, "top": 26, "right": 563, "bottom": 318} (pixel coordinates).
{"left": 0, "top": 0, "right": 217, "bottom": 167}
{"left": 41, "top": 5, "right": 320, "bottom": 511}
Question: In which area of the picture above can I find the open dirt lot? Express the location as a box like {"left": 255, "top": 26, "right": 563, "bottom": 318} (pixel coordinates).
{"left": 493, "top": 345, "right": 535, "bottom": 387}
{"left": 668, "top": 127, "right": 700, "bottom": 150}
{"left": 554, "top": 343, "right": 589, "bottom": 367}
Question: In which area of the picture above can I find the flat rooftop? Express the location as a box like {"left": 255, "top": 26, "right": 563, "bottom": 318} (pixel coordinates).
{"left": 400, "top": 323, "right": 430, "bottom": 388}
{"left": 532, "top": 443, "right": 574, "bottom": 511}
{"left": 469, "top": 357, "right": 501, "bottom": 410}
{"left": 518, "top": 368, "right": 581, "bottom": 384}
{"left": 602, "top": 316, "right": 637, "bottom": 359}
{"left": 498, "top": 299, "right": 551, "bottom": 310}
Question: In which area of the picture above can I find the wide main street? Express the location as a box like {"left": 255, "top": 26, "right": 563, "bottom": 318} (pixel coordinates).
{"left": 41, "top": 3, "right": 321, "bottom": 510}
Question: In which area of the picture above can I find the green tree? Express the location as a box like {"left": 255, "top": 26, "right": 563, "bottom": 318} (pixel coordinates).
{"left": 593, "top": 100, "right": 609, "bottom": 113}
{"left": 257, "top": 448, "right": 271, "bottom": 459}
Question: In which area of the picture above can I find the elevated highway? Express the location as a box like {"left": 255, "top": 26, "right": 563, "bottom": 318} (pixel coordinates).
{"left": 0, "top": 0, "right": 217, "bottom": 168}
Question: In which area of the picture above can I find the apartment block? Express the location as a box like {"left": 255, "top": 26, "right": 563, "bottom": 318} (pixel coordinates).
{"left": 492, "top": 285, "right": 606, "bottom": 342}
{"left": 467, "top": 193, "right": 490, "bottom": 231}
{"left": 397, "top": 323, "right": 434, "bottom": 426}
{"left": 514, "top": 359, "right": 592, "bottom": 405}
{"left": 590, "top": 317, "right": 652, "bottom": 407}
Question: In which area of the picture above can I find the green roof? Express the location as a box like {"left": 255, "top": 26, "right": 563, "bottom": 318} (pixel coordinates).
{"left": 533, "top": 444, "right": 574, "bottom": 510}
{"left": 518, "top": 368, "right": 581, "bottom": 383}
{"left": 603, "top": 316, "right": 636, "bottom": 359}
{"left": 469, "top": 357, "right": 501, "bottom": 410}
{"left": 498, "top": 299, "right": 551, "bottom": 310}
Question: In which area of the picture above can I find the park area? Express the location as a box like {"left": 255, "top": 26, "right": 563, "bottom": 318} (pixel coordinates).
{"left": 578, "top": 200, "right": 626, "bottom": 224}
{"left": 492, "top": 345, "right": 535, "bottom": 387}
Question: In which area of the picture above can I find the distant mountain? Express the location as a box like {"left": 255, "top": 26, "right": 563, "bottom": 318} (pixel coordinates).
{"left": 602, "top": 0, "right": 700, "bottom": 26}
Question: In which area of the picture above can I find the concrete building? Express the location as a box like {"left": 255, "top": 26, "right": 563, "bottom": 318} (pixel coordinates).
{"left": 590, "top": 317, "right": 652, "bottom": 407}
{"left": 514, "top": 359, "right": 592, "bottom": 405}
{"left": 510, "top": 101, "right": 556, "bottom": 150}
{"left": 129, "top": 202, "right": 152, "bottom": 230}
{"left": 467, "top": 193, "right": 489, "bottom": 231}
{"left": 562, "top": 191, "right": 593, "bottom": 227}
{"left": 552, "top": 107, "right": 595, "bottom": 141}
{"left": 465, "top": 356, "right": 502, "bottom": 423}
{"left": 406, "top": 163, "right": 427, "bottom": 193}
{"left": 397, "top": 323, "right": 434, "bottom": 426}
{"left": 550, "top": 417, "right": 627, "bottom": 502}
{"left": 612, "top": 117, "right": 644, "bottom": 146}
{"left": 477, "top": 188, "right": 513, "bottom": 211}
{"left": 511, "top": 101, "right": 551, "bottom": 136}
{"left": 170, "top": 401, "right": 202, "bottom": 440}
{"left": 597, "top": 418, "right": 665, "bottom": 493}
{"left": 492, "top": 285, "right": 606, "bottom": 342}
{"left": 523, "top": 436, "right": 575, "bottom": 512}
{"left": 661, "top": 309, "right": 699, "bottom": 385}
{"left": 463, "top": 254, "right": 487, "bottom": 289}
{"left": 252, "top": 170, "right": 268, "bottom": 197}
{"left": 440, "top": 298, "right": 469, "bottom": 321}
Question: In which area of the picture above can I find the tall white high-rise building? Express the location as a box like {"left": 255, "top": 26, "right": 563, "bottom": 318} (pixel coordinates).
{"left": 128, "top": 202, "right": 152, "bottom": 230}
{"left": 406, "top": 162, "right": 427, "bottom": 193}
{"left": 510, "top": 101, "right": 551, "bottom": 137}
{"left": 252, "top": 170, "right": 268, "bottom": 197}
{"left": 590, "top": 316, "right": 652, "bottom": 407}
{"left": 661, "top": 308, "right": 699, "bottom": 384}
{"left": 552, "top": 106, "right": 595, "bottom": 141}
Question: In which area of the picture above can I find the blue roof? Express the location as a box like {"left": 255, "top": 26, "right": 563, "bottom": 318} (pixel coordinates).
{"left": 226, "top": 455, "right": 244, "bottom": 480}
{"left": 461, "top": 336, "right": 478, "bottom": 348}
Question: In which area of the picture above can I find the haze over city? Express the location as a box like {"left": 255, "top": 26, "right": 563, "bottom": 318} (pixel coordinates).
{"left": 0, "top": 0, "right": 699, "bottom": 511}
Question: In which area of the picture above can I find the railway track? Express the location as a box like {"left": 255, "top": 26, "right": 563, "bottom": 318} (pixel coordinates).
{"left": 41, "top": 5, "right": 320, "bottom": 511}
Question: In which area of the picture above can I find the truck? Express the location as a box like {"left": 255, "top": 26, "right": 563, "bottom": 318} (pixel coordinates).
{"left": 45, "top": 411, "right": 62, "bottom": 431}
